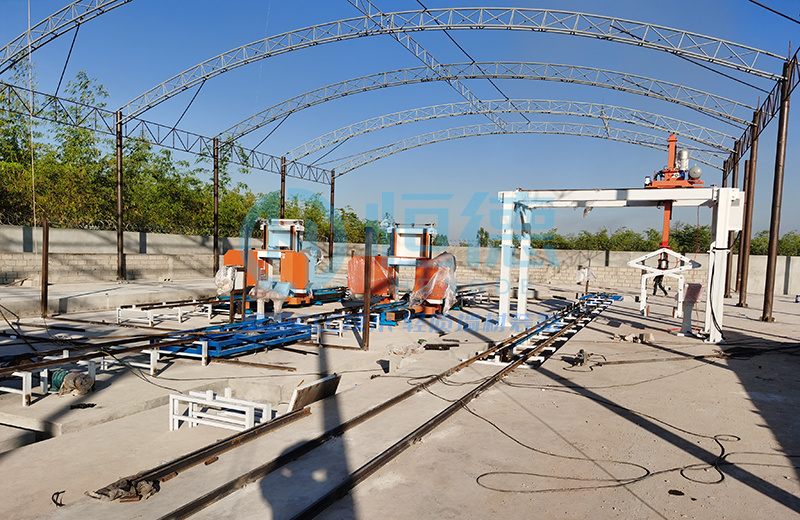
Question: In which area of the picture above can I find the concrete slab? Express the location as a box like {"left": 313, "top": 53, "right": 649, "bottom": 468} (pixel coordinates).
{"left": 0, "top": 423, "right": 37, "bottom": 453}
{"left": 0, "top": 280, "right": 797, "bottom": 520}
{"left": 0, "top": 279, "right": 218, "bottom": 318}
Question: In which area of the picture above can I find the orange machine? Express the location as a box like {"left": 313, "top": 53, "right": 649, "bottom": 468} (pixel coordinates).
{"left": 644, "top": 134, "right": 704, "bottom": 247}
{"left": 413, "top": 252, "right": 456, "bottom": 306}
{"left": 223, "top": 249, "right": 267, "bottom": 287}
{"left": 347, "top": 255, "right": 396, "bottom": 300}
{"left": 280, "top": 250, "right": 312, "bottom": 305}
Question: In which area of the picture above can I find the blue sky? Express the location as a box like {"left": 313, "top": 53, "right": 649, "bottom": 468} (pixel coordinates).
{"left": 2, "top": 0, "right": 799, "bottom": 241}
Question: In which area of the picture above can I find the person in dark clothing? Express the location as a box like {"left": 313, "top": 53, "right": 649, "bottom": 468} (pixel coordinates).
{"left": 653, "top": 253, "right": 669, "bottom": 296}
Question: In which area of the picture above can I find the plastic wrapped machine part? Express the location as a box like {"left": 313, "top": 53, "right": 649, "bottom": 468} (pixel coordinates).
{"left": 347, "top": 256, "right": 396, "bottom": 297}
{"left": 410, "top": 252, "right": 457, "bottom": 313}
{"left": 215, "top": 266, "right": 236, "bottom": 295}
{"left": 250, "top": 280, "right": 291, "bottom": 317}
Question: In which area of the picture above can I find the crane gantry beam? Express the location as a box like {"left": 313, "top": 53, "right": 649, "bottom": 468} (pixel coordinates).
{"left": 331, "top": 121, "right": 724, "bottom": 177}
{"left": 218, "top": 62, "right": 754, "bottom": 144}
{"left": 121, "top": 8, "right": 782, "bottom": 121}
{"left": 286, "top": 99, "right": 734, "bottom": 162}
{"left": 0, "top": 0, "right": 132, "bottom": 76}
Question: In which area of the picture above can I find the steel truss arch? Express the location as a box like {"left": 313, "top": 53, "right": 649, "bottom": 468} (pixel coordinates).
{"left": 220, "top": 62, "right": 754, "bottom": 143}
{"left": 287, "top": 99, "right": 734, "bottom": 162}
{"left": 332, "top": 122, "right": 724, "bottom": 177}
{"left": 0, "top": 0, "right": 132, "bottom": 76}
{"left": 123, "top": 8, "right": 783, "bottom": 120}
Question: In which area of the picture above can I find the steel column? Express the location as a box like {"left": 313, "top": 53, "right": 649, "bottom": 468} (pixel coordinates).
{"left": 363, "top": 227, "right": 372, "bottom": 351}
{"left": 115, "top": 110, "right": 125, "bottom": 281}
{"left": 736, "top": 159, "right": 750, "bottom": 294}
{"left": 329, "top": 170, "right": 335, "bottom": 272}
{"left": 280, "top": 156, "right": 286, "bottom": 219}
{"left": 213, "top": 137, "right": 219, "bottom": 274}
{"left": 725, "top": 147, "right": 740, "bottom": 298}
{"left": 41, "top": 219, "right": 49, "bottom": 318}
{"left": 761, "top": 60, "right": 794, "bottom": 321}
{"left": 737, "top": 110, "right": 761, "bottom": 308}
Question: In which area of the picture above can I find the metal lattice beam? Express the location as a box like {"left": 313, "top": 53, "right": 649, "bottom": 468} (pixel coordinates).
{"left": 287, "top": 99, "right": 734, "bottom": 162}
{"left": 347, "top": 0, "right": 510, "bottom": 131}
{"left": 0, "top": 80, "right": 331, "bottom": 184}
{"left": 0, "top": 0, "right": 133, "bottom": 75}
{"left": 332, "top": 122, "right": 724, "bottom": 176}
{"left": 123, "top": 8, "right": 783, "bottom": 120}
{"left": 219, "top": 62, "right": 754, "bottom": 143}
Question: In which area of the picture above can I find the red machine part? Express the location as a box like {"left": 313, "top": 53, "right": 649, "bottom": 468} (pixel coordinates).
{"left": 347, "top": 256, "right": 396, "bottom": 297}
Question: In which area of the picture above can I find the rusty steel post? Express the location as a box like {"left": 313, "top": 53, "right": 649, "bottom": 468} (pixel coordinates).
{"left": 115, "top": 110, "right": 125, "bottom": 281}
{"left": 736, "top": 158, "right": 750, "bottom": 294}
{"left": 737, "top": 110, "right": 762, "bottom": 307}
{"left": 41, "top": 219, "right": 49, "bottom": 318}
{"left": 280, "top": 156, "right": 286, "bottom": 219}
{"left": 761, "top": 60, "right": 794, "bottom": 322}
{"left": 363, "top": 227, "right": 372, "bottom": 351}
{"left": 329, "top": 171, "right": 335, "bottom": 272}
{"left": 725, "top": 147, "right": 740, "bottom": 298}
{"left": 213, "top": 137, "right": 220, "bottom": 274}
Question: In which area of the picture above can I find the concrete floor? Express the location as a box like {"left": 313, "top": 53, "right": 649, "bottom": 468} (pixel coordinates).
{"left": 0, "top": 281, "right": 798, "bottom": 520}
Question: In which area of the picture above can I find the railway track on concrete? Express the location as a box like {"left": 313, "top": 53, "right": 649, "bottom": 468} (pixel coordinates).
{"left": 146, "top": 294, "right": 614, "bottom": 520}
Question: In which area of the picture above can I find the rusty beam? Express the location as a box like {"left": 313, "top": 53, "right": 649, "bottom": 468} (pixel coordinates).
{"left": 363, "top": 227, "right": 372, "bottom": 351}
{"left": 737, "top": 110, "right": 762, "bottom": 308}
{"left": 115, "top": 110, "right": 125, "bottom": 280}
{"left": 761, "top": 60, "right": 795, "bottom": 321}
{"left": 213, "top": 137, "right": 220, "bottom": 274}
{"left": 329, "top": 171, "right": 335, "bottom": 272}
{"left": 40, "top": 219, "right": 49, "bottom": 318}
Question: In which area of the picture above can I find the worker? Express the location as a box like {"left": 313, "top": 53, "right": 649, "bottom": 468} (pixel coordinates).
{"left": 653, "top": 253, "right": 669, "bottom": 296}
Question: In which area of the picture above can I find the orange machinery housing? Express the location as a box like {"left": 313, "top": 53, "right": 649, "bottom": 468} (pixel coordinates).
{"left": 223, "top": 219, "right": 314, "bottom": 306}
{"left": 413, "top": 252, "right": 456, "bottom": 304}
{"left": 347, "top": 255, "right": 396, "bottom": 299}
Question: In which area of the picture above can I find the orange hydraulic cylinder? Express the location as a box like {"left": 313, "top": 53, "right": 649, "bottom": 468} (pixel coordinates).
{"left": 347, "top": 256, "right": 395, "bottom": 296}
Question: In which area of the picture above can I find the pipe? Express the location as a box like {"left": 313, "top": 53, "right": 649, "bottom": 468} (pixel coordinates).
{"left": 762, "top": 60, "right": 794, "bottom": 321}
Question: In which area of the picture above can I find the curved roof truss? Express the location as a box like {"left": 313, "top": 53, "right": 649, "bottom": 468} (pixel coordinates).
{"left": 286, "top": 99, "right": 734, "bottom": 162}
{"left": 331, "top": 121, "right": 724, "bottom": 177}
{"left": 219, "top": 62, "right": 754, "bottom": 143}
{"left": 0, "top": 0, "right": 132, "bottom": 76}
{"left": 122, "top": 8, "right": 782, "bottom": 120}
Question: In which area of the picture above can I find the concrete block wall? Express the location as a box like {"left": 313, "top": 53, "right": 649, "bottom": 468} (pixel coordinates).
{"left": 0, "top": 253, "right": 217, "bottom": 285}
{"left": 1, "top": 226, "right": 796, "bottom": 295}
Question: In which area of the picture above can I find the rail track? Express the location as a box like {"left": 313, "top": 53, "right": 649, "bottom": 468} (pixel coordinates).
{"left": 138, "top": 293, "right": 616, "bottom": 520}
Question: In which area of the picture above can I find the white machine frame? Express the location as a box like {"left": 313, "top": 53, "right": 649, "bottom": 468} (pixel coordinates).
{"left": 498, "top": 187, "right": 744, "bottom": 343}
{"left": 627, "top": 247, "right": 701, "bottom": 318}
